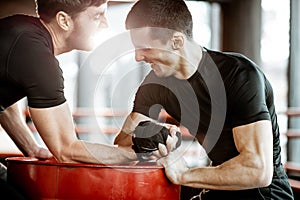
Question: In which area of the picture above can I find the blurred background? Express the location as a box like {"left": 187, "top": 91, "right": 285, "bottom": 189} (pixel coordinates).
{"left": 1, "top": 0, "right": 300, "bottom": 194}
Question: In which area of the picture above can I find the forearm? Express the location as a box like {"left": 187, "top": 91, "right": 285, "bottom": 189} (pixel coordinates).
{"left": 0, "top": 103, "right": 41, "bottom": 156}
{"left": 180, "top": 153, "right": 271, "bottom": 190}
{"left": 29, "top": 103, "right": 136, "bottom": 164}
{"left": 161, "top": 121, "right": 274, "bottom": 190}
{"left": 70, "top": 140, "right": 137, "bottom": 164}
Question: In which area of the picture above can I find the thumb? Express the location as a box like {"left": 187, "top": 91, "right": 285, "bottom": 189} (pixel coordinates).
{"left": 158, "top": 143, "right": 168, "bottom": 157}
{"left": 156, "top": 157, "right": 167, "bottom": 167}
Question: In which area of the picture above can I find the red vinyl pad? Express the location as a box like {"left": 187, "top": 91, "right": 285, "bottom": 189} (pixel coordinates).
{"left": 6, "top": 157, "right": 180, "bottom": 200}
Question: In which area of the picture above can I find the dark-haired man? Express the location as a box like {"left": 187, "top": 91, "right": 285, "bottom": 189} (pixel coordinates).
{"left": 114, "top": 0, "right": 294, "bottom": 199}
{"left": 0, "top": 1, "right": 139, "bottom": 198}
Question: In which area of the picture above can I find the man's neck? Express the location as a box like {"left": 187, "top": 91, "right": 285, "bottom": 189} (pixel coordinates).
{"left": 40, "top": 19, "right": 70, "bottom": 56}
{"left": 174, "top": 40, "right": 203, "bottom": 80}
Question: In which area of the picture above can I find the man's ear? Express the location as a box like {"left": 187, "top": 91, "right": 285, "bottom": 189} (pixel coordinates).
{"left": 56, "top": 11, "right": 72, "bottom": 31}
{"left": 171, "top": 32, "right": 184, "bottom": 50}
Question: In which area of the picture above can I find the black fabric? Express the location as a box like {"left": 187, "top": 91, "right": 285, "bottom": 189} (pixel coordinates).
{"left": 132, "top": 48, "right": 292, "bottom": 198}
{"left": 180, "top": 186, "right": 202, "bottom": 200}
{"left": 0, "top": 14, "right": 66, "bottom": 109}
{"left": 132, "top": 121, "right": 181, "bottom": 157}
{"left": 0, "top": 179, "right": 26, "bottom": 200}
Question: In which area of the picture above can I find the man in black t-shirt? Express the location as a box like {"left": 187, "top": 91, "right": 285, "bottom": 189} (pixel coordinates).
{"left": 0, "top": 0, "right": 140, "bottom": 163}
{"left": 0, "top": 1, "right": 140, "bottom": 199}
{"left": 114, "top": 0, "right": 294, "bottom": 199}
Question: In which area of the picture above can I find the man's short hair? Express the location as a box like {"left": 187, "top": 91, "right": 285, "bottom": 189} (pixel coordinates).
{"left": 126, "top": 0, "right": 193, "bottom": 40}
{"left": 37, "top": 0, "right": 106, "bottom": 23}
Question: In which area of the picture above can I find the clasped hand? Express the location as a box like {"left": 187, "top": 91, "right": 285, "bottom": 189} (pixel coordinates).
{"left": 155, "top": 124, "right": 189, "bottom": 185}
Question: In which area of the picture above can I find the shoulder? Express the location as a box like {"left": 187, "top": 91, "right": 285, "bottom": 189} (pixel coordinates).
{"left": 0, "top": 15, "right": 46, "bottom": 34}
{"left": 204, "top": 49, "right": 265, "bottom": 83}
{"left": 0, "top": 15, "right": 52, "bottom": 51}
{"left": 205, "top": 49, "right": 257, "bottom": 69}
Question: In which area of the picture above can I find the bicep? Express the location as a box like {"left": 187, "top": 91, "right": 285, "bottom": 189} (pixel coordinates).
{"left": 29, "top": 102, "right": 77, "bottom": 160}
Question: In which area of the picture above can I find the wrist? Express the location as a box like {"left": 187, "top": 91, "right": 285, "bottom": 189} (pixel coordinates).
{"left": 25, "top": 145, "right": 40, "bottom": 157}
{"left": 179, "top": 168, "right": 189, "bottom": 184}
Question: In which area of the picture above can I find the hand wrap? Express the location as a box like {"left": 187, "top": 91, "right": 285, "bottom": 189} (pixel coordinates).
{"left": 132, "top": 121, "right": 181, "bottom": 161}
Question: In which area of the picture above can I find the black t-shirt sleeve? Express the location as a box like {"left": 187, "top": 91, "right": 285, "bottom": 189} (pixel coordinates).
{"left": 228, "top": 67, "right": 270, "bottom": 127}
{"left": 7, "top": 31, "right": 66, "bottom": 108}
{"left": 132, "top": 72, "right": 168, "bottom": 120}
{"left": 133, "top": 84, "right": 164, "bottom": 120}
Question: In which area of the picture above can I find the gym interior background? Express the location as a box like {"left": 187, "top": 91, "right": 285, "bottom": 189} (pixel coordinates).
{"left": 0, "top": 0, "right": 299, "bottom": 196}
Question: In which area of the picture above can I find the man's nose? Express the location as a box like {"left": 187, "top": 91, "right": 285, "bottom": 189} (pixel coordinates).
{"left": 135, "top": 49, "right": 145, "bottom": 62}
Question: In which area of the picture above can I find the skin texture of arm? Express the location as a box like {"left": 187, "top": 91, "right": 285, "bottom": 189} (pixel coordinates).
{"left": 29, "top": 102, "right": 137, "bottom": 164}
{"left": 0, "top": 103, "right": 52, "bottom": 159}
{"left": 158, "top": 120, "right": 274, "bottom": 190}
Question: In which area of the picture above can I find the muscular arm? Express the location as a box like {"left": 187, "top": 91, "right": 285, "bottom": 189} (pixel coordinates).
{"left": 29, "top": 102, "right": 137, "bottom": 164}
{"left": 159, "top": 120, "right": 273, "bottom": 190}
{"left": 0, "top": 103, "right": 52, "bottom": 159}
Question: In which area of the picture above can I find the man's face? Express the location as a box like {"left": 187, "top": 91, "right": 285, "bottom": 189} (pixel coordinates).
{"left": 130, "top": 28, "right": 181, "bottom": 77}
{"left": 68, "top": 3, "right": 108, "bottom": 51}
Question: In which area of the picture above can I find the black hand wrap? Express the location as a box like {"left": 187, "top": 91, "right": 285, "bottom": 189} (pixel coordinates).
{"left": 132, "top": 121, "right": 181, "bottom": 161}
